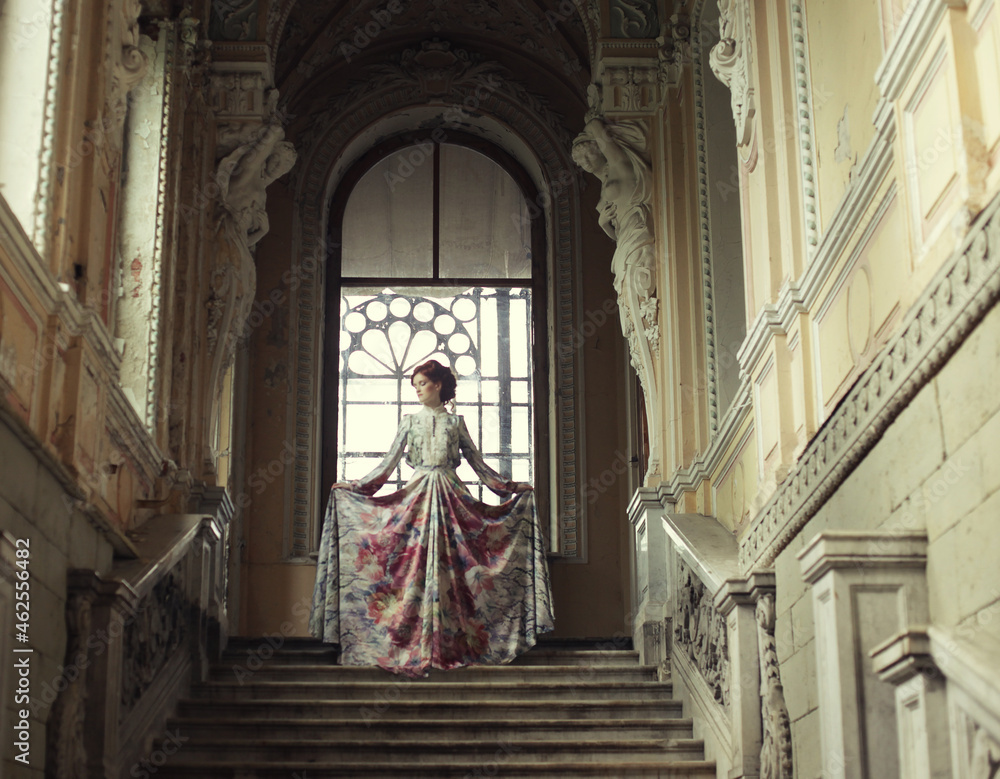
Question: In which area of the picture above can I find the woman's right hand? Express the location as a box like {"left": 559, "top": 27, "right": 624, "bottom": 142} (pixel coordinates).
{"left": 331, "top": 482, "right": 353, "bottom": 490}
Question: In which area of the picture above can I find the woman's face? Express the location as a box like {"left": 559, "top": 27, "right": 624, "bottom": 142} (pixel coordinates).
{"left": 412, "top": 373, "right": 443, "bottom": 407}
{"left": 572, "top": 141, "right": 604, "bottom": 173}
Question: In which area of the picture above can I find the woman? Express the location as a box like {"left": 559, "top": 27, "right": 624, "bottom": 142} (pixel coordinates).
{"left": 309, "top": 360, "right": 554, "bottom": 676}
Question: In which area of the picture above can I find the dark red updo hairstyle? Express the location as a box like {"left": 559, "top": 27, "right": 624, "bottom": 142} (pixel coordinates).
{"left": 411, "top": 359, "right": 458, "bottom": 404}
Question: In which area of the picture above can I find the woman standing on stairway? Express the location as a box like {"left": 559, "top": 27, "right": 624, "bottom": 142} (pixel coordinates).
{"left": 308, "top": 359, "right": 555, "bottom": 677}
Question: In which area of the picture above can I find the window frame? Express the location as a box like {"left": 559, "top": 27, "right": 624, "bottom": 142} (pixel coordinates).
{"left": 321, "top": 131, "right": 549, "bottom": 523}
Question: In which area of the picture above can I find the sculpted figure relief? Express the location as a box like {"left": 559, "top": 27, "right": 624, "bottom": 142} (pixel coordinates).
{"left": 573, "top": 116, "right": 661, "bottom": 475}
{"left": 204, "top": 117, "right": 296, "bottom": 464}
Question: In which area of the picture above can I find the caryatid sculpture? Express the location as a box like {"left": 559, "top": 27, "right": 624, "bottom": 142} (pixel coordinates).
{"left": 573, "top": 117, "right": 661, "bottom": 477}
{"left": 204, "top": 118, "right": 296, "bottom": 465}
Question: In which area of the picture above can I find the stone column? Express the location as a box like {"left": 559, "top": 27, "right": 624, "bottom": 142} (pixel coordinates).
{"left": 870, "top": 627, "right": 952, "bottom": 779}
{"left": 628, "top": 487, "right": 668, "bottom": 668}
{"left": 798, "top": 531, "right": 929, "bottom": 779}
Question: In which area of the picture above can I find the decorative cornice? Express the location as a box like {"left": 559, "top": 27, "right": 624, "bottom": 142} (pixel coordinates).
{"left": 875, "top": 0, "right": 948, "bottom": 102}
{"left": 0, "top": 401, "right": 140, "bottom": 558}
{"left": 797, "top": 531, "right": 927, "bottom": 584}
{"left": 742, "top": 190, "right": 1000, "bottom": 572}
{"left": 659, "top": 381, "right": 752, "bottom": 507}
{"left": 736, "top": 110, "right": 896, "bottom": 379}
{"left": 714, "top": 570, "right": 775, "bottom": 616}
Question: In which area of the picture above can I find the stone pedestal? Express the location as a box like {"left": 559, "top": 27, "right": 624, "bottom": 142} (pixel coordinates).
{"left": 871, "top": 628, "right": 952, "bottom": 779}
{"left": 629, "top": 488, "right": 668, "bottom": 667}
{"left": 799, "top": 531, "right": 929, "bottom": 779}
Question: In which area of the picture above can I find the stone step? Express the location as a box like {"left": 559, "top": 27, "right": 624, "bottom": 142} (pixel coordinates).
{"left": 221, "top": 644, "right": 642, "bottom": 668}
{"left": 165, "top": 715, "right": 697, "bottom": 742}
{"left": 155, "top": 736, "right": 708, "bottom": 764}
{"left": 213, "top": 662, "right": 659, "bottom": 684}
{"left": 176, "top": 697, "right": 685, "bottom": 721}
{"left": 189, "top": 679, "right": 675, "bottom": 703}
{"left": 149, "top": 759, "right": 718, "bottom": 778}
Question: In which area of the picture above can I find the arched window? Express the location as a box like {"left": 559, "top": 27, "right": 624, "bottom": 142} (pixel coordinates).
{"left": 323, "top": 135, "right": 548, "bottom": 506}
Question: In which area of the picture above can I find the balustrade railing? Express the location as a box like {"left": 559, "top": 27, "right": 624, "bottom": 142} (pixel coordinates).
{"left": 44, "top": 489, "right": 231, "bottom": 779}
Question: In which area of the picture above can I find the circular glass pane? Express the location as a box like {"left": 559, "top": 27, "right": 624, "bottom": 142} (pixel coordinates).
{"left": 434, "top": 314, "right": 456, "bottom": 335}
{"left": 413, "top": 301, "right": 435, "bottom": 322}
{"left": 366, "top": 301, "right": 388, "bottom": 321}
{"left": 455, "top": 355, "right": 477, "bottom": 376}
{"left": 451, "top": 297, "right": 477, "bottom": 322}
{"left": 448, "top": 333, "right": 471, "bottom": 353}
{"left": 344, "top": 311, "right": 367, "bottom": 333}
{"left": 389, "top": 298, "right": 411, "bottom": 318}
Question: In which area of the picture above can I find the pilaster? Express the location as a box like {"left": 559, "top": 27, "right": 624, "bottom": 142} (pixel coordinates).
{"left": 799, "top": 531, "right": 929, "bottom": 779}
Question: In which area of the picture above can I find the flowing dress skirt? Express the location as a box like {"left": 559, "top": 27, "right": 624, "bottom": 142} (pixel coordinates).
{"left": 309, "top": 467, "right": 554, "bottom": 676}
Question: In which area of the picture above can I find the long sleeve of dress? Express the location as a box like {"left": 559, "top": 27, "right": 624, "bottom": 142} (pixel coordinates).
{"left": 350, "top": 416, "right": 410, "bottom": 495}
{"left": 457, "top": 417, "right": 515, "bottom": 497}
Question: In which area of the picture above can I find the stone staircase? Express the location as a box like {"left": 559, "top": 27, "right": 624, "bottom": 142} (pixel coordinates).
{"left": 149, "top": 638, "right": 716, "bottom": 778}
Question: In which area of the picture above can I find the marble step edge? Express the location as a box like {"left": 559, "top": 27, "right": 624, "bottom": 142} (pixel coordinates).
{"left": 176, "top": 697, "right": 684, "bottom": 711}
{"left": 166, "top": 715, "right": 697, "bottom": 729}
{"left": 210, "top": 663, "right": 659, "bottom": 675}
{"left": 154, "top": 738, "right": 697, "bottom": 753}
{"left": 147, "top": 760, "right": 716, "bottom": 773}
{"left": 195, "top": 679, "right": 670, "bottom": 690}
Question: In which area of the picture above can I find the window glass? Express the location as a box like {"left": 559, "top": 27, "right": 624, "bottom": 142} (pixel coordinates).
{"left": 439, "top": 144, "right": 532, "bottom": 279}
{"left": 342, "top": 147, "right": 434, "bottom": 278}
{"left": 337, "top": 288, "right": 533, "bottom": 502}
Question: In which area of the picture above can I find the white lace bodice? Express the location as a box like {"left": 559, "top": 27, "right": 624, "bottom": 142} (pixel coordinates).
{"left": 350, "top": 405, "right": 513, "bottom": 496}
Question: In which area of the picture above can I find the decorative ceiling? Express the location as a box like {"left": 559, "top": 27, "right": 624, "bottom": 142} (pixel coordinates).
{"left": 262, "top": 0, "right": 594, "bottom": 112}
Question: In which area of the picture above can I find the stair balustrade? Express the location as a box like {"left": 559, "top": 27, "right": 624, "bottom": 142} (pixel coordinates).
{"left": 44, "top": 487, "right": 232, "bottom": 779}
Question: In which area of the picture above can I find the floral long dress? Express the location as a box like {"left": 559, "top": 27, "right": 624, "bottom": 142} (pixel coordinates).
{"left": 308, "top": 404, "right": 555, "bottom": 676}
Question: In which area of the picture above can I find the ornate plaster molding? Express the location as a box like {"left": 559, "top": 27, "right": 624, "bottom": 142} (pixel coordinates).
{"left": 291, "top": 45, "right": 586, "bottom": 558}
{"left": 657, "top": 385, "right": 751, "bottom": 509}
{"left": 875, "top": 0, "right": 948, "bottom": 102}
{"left": 692, "top": 0, "right": 722, "bottom": 436}
{"left": 104, "top": 0, "right": 150, "bottom": 160}
{"left": 709, "top": 0, "right": 756, "bottom": 151}
{"left": 146, "top": 22, "right": 177, "bottom": 434}
{"left": 33, "top": 0, "right": 68, "bottom": 256}
{"left": 742, "top": 190, "right": 1000, "bottom": 572}
{"left": 609, "top": 0, "right": 659, "bottom": 38}
{"left": 789, "top": 2, "right": 820, "bottom": 255}
{"left": 735, "top": 109, "right": 896, "bottom": 382}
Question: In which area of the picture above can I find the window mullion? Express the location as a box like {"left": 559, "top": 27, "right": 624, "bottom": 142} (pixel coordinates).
{"left": 432, "top": 142, "right": 440, "bottom": 279}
